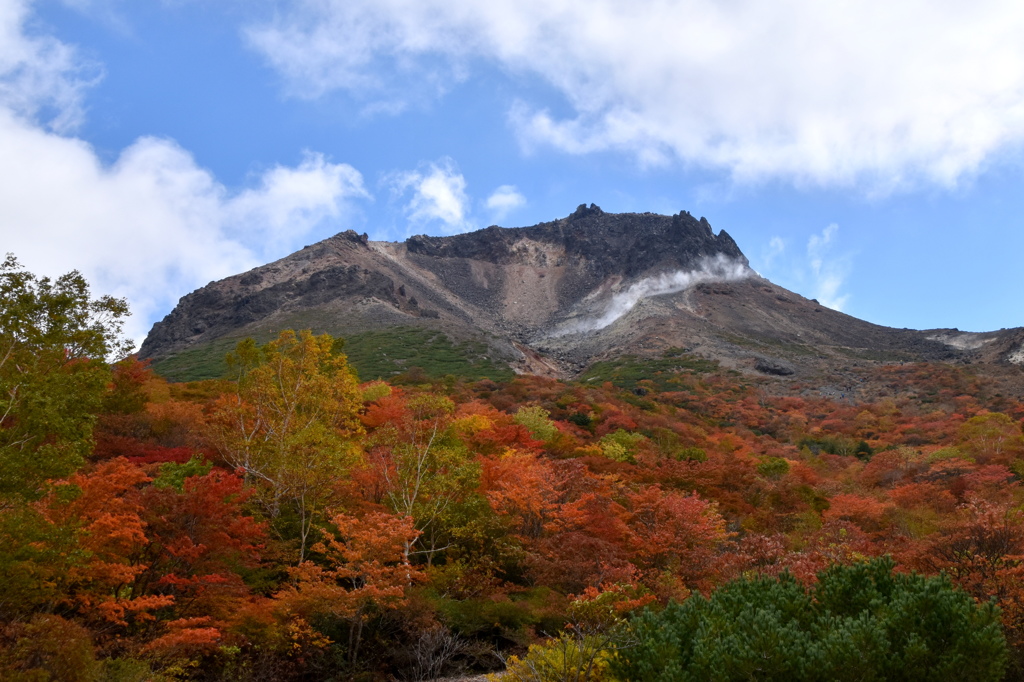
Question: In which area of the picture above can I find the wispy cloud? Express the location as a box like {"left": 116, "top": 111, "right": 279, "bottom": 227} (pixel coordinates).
{"left": 759, "top": 236, "right": 785, "bottom": 272}
{"left": 807, "top": 224, "right": 851, "bottom": 311}
{"left": 0, "top": 0, "right": 100, "bottom": 131}
{"left": 245, "top": 0, "right": 1024, "bottom": 191}
{"left": 754, "top": 227, "right": 852, "bottom": 311}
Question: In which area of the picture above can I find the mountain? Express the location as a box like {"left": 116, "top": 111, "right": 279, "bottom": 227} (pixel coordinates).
{"left": 139, "top": 204, "right": 1024, "bottom": 388}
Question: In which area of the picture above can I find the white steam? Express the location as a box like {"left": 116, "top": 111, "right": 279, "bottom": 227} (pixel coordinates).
{"left": 554, "top": 255, "right": 751, "bottom": 336}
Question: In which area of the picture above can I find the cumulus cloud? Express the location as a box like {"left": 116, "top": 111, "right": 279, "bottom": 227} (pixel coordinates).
{"left": 388, "top": 158, "right": 470, "bottom": 233}
{"left": 485, "top": 184, "right": 526, "bottom": 222}
{"left": 0, "top": 0, "right": 370, "bottom": 345}
{"left": 227, "top": 152, "right": 368, "bottom": 254}
{"left": 0, "top": 113, "right": 369, "bottom": 344}
{"left": 247, "top": 0, "right": 1024, "bottom": 190}
{"left": 554, "top": 255, "right": 752, "bottom": 336}
{"left": 807, "top": 224, "right": 851, "bottom": 311}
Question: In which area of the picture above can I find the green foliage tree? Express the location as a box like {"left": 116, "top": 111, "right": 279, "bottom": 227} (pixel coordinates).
{"left": 599, "top": 429, "right": 647, "bottom": 463}
{"left": 756, "top": 456, "right": 790, "bottom": 480}
{"left": 673, "top": 446, "right": 707, "bottom": 462}
{"left": 514, "top": 405, "right": 558, "bottom": 442}
{"left": 0, "top": 256, "right": 131, "bottom": 623}
{"left": 0, "top": 254, "right": 131, "bottom": 501}
{"left": 614, "top": 557, "right": 1008, "bottom": 681}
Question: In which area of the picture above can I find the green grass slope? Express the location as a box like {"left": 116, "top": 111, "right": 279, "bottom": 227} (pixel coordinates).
{"left": 150, "top": 327, "right": 515, "bottom": 384}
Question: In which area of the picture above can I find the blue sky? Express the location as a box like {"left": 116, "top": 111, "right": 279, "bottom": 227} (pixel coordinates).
{"left": 2, "top": 0, "right": 1023, "bottom": 345}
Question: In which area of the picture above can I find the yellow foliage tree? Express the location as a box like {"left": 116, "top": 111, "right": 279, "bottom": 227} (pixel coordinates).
{"left": 210, "top": 330, "right": 363, "bottom": 562}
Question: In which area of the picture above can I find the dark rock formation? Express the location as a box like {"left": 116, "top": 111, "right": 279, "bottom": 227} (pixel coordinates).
{"left": 755, "top": 357, "right": 796, "bottom": 376}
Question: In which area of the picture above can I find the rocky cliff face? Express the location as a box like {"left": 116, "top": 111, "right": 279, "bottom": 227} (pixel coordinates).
{"left": 139, "top": 204, "right": 1024, "bottom": 382}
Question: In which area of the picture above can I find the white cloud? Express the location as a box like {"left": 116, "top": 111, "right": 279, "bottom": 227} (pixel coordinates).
{"left": 485, "top": 184, "right": 526, "bottom": 222}
{"left": 0, "top": 0, "right": 370, "bottom": 346}
{"left": 247, "top": 0, "right": 1024, "bottom": 190}
{"left": 807, "top": 224, "right": 850, "bottom": 311}
{"left": 227, "top": 152, "right": 369, "bottom": 254}
{"left": 0, "top": 112, "right": 369, "bottom": 345}
{"left": 388, "top": 158, "right": 470, "bottom": 233}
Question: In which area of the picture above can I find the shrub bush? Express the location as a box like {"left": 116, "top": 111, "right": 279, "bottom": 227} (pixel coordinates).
{"left": 613, "top": 557, "right": 1007, "bottom": 681}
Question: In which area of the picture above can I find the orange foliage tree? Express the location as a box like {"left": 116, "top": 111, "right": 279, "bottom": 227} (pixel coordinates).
{"left": 276, "top": 511, "right": 424, "bottom": 665}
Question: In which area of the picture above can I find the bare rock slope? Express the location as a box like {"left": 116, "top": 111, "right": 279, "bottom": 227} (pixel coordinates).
{"left": 139, "top": 204, "right": 1024, "bottom": 383}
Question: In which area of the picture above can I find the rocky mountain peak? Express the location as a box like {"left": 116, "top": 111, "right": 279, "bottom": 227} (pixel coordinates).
{"left": 139, "top": 206, "right": 750, "bottom": 367}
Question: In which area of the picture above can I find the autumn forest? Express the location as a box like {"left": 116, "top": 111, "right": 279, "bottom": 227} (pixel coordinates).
{"left": 3, "top": 254, "right": 1024, "bottom": 682}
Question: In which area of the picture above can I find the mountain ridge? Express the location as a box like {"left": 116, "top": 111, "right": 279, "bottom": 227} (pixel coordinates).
{"left": 139, "top": 205, "right": 1024, "bottom": 388}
